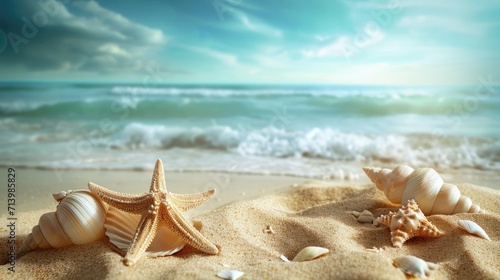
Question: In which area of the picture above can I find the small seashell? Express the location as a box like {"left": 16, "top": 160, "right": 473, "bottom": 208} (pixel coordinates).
{"left": 351, "top": 210, "right": 374, "bottom": 223}
{"left": 263, "top": 225, "right": 274, "bottom": 234}
{"left": 292, "top": 246, "right": 329, "bottom": 262}
{"left": 217, "top": 270, "right": 244, "bottom": 280}
{"left": 357, "top": 216, "right": 373, "bottom": 223}
{"left": 280, "top": 255, "right": 291, "bottom": 262}
{"left": 52, "top": 190, "right": 72, "bottom": 202}
{"left": 393, "top": 255, "right": 439, "bottom": 278}
{"left": 457, "top": 220, "right": 491, "bottom": 241}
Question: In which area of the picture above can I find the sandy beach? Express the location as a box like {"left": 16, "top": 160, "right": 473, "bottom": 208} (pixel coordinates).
{"left": 1, "top": 169, "right": 499, "bottom": 279}
{"left": 2, "top": 0, "right": 499, "bottom": 279}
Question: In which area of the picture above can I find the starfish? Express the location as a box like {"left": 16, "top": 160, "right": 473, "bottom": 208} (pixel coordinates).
{"left": 88, "top": 159, "right": 219, "bottom": 266}
{"left": 374, "top": 199, "right": 444, "bottom": 248}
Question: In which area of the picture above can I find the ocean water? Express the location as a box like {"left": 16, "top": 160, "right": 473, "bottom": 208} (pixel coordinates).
{"left": 1, "top": 82, "right": 499, "bottom": 178}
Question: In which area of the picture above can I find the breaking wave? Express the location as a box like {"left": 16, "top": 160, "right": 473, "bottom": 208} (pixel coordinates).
{"left": 106, "top": 123, "right": 500, "bottom": 170}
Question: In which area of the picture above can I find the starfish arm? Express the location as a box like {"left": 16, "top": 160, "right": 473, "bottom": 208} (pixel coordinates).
{"left": 151, "top": 159, "right": 167, "bottom": 193}
{"left": 169, "top": 189, "right": 217, "bottom": 211}
{"left": 88, "top": 182, "right": 152, "bottom": 214}
{"left": 162, "top": 203, "right": 219, "bottom": 255}
{"left": 123, "top": 213, "right": 159, "bottom": 266}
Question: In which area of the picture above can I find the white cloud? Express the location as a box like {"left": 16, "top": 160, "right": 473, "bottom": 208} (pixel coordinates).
{"left": 188, "top": 46, "right": 238, "bottom": 65}
{"left": 302, "top": 32, "right": 385, "bottom": 59}
{"left": 209, "top": 8, "right": 282, "bottom": 38}
{"left": 239, "top": 14, "right": 282, "bottom": 38}
{"left": 98, "top": 43, "right": 132, "bottom": 58}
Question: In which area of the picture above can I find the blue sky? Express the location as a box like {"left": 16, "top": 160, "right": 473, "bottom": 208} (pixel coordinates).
{"left": 0, "top": 0, "right": 499, "bottom": 85}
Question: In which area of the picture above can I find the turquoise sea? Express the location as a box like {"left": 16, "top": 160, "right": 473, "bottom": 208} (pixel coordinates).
{"left": 1, "top": 82, "right": 499, "bottom": 178}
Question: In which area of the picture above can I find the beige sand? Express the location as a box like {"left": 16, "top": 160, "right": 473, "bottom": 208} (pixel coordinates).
{"left": 1, "top": 175, "right": 499, "bottom": 279}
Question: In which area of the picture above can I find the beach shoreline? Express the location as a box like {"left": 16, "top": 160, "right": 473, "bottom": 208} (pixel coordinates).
{"left": 1, "top": 165, "right": 498, "bottom": 214}
{"left": 0, "top": 168, "right": 309, "bottom": 215}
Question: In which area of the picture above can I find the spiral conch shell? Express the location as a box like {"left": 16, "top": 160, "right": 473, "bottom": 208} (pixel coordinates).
{"left": 363, "top": 165, "right": 484, "bottom": 215}
{"left": 18, "top": 190, "right": 108, "bottom": 256}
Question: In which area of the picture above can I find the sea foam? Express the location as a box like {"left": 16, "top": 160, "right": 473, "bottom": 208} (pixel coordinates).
{"left": 104, "top": 123, "right": 500, "bottom": 170}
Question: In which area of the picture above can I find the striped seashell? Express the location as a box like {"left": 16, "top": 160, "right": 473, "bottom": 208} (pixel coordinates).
{"left": 457, "top": 220, "right": 490, "bottom": 241}
{"left": 18, "top": 190, "right": 107, "bottom": 256}
{"left": 104, "top": 206, "right": 192, "bottom": 256}
{"left": 363, "top": 165, "right": 484, "bottom": 215}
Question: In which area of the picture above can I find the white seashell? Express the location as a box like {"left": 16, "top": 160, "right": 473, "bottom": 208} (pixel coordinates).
{"left": 393, "top": 255, "right": 439, "bottom": 278}
{"left": 217, "top": 270, "right": 244, "bottom": 280}
{"left": 457, "top": 220, "right": 491, "bottom": 241}
{"left": 351, "top": 210, "right": 361, "bottom": 216}
{"left": 263, "top": 225, "right": 274, "bottom": 234}
{"left": 363, "top": 165, "right": 484, "bottom": 215}
{"left": 357, "top": 215, "right": 373, "bottom": 223}
{"left": 280, "top": 255, "right": 291, "bottom": 262}
{"left": 351, "top": 210, "right": 374, "bottom": 223}
{"left": 52, "top": 190, "right": 72, "bottom": 202}
{"left": 292, "top": 246, "right": 329, "bottom": 262}
{"left": 18, "top": 190, "right": 107, "bottom": 256}
{"left": 104, "top": 206, "right": 188, "bottom": 256}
